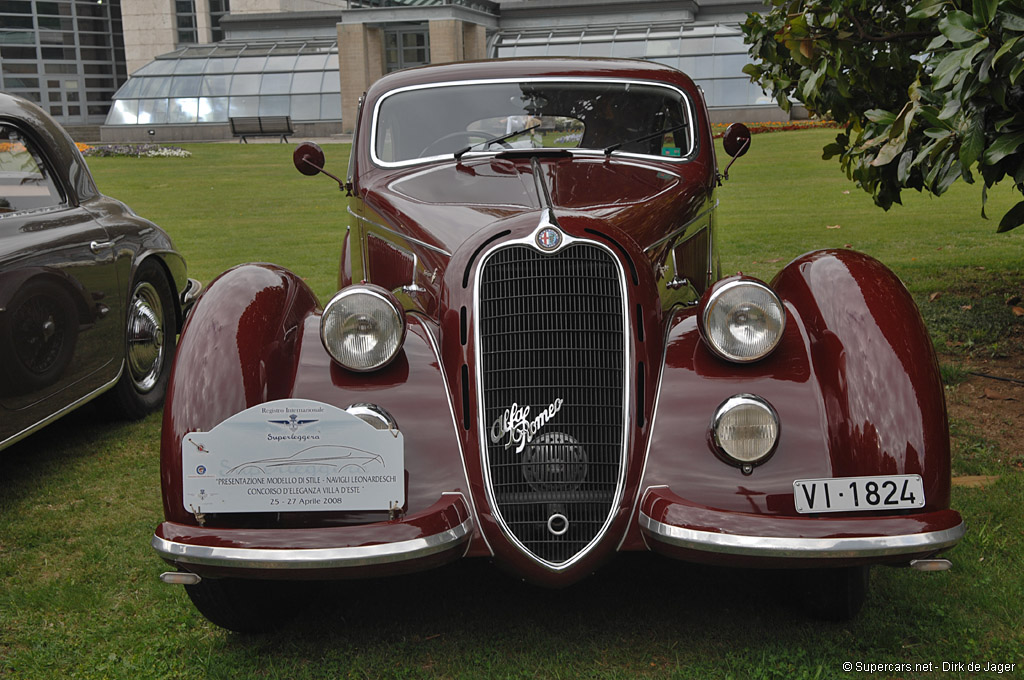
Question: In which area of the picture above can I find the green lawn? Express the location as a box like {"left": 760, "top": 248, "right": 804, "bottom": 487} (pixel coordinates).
{"left": 1, "top": 132, "right": 1021, "bottom": 679}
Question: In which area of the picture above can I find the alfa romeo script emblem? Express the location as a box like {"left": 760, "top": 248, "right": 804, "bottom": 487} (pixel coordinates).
{"left": 536, "top": 227, "right": 562, "bottom": 250}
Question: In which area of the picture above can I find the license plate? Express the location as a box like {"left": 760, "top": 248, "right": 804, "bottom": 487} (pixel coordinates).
{"left": 793, "top": 475, "right": 925, "bottom": 514}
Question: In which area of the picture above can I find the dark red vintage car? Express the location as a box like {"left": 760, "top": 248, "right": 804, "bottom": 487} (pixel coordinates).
{"left": 1, "top": 93, "right": 197, "bottom": 450}
{"left": 153, "top": 58, "right": 964, "bottom": 631}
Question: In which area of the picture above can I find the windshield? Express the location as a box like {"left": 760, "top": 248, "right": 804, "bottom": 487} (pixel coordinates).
{"left": 372, "top": 79, "right": 693, "bottom": 166}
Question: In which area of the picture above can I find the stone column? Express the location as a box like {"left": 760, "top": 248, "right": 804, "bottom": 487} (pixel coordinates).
{"left": 339, "top": 22, "right": 384, "bottom": 134}
{"left": 428, "top": 20, "right": 463, "bottom": 66}
{"left": 120, "top": 1, "right": 178, "bottom": 76}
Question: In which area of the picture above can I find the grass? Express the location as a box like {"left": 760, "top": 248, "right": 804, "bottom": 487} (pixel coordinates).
{"left": 2, "top": 131, "right": 1022, "bottom": 679}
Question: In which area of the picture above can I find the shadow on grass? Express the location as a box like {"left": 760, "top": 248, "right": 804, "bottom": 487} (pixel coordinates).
{"left": 0, "top": 401, "right": 157, "bottom": 511}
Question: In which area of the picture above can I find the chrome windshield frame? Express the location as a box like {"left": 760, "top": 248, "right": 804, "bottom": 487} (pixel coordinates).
{"left": 369, "top": 76, "right": 698, "bottom": 169}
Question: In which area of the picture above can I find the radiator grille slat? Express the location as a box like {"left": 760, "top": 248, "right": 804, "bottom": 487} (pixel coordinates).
{"left": 479, "top": 243, "right": 626, "bottom": 565}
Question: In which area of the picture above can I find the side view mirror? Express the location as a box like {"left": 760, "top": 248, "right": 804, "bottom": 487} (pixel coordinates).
{"left": 293, "top": 142, "right": 351, "bottom": 195}
{"left": 293, "top": 141, "right": 326, "bottom": 176}
{"left": 722, "top": 123, "right": 751, "bottom": 158}
{"left": 718, "top": 123, "right": 751, "bottom": 184}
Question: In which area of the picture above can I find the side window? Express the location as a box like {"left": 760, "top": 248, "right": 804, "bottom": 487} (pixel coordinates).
{"left": 0, "top": 125, "right": 63, "bottom": 215}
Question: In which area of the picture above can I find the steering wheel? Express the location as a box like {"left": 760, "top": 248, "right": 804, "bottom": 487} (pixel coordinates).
{"left": 418, "top": 131, "right": 512, "bottom": 158}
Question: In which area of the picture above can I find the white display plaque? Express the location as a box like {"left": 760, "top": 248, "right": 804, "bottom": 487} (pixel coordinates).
{"left": 181, "top": 399, "right": 404, "bottom": 514}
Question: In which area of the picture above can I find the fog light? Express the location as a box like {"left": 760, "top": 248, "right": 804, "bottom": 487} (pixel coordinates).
{"left": 711, "top": 394, "right": 779, "bottom": 468}
{"left": 321, "top": 285, "right": 406, "bottom": 372}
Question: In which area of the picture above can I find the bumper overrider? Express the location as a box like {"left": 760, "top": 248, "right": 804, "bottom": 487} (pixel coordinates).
{"left": 639, "top": 487, "right": 965, "bottom": 567}
{"left": 152, "top": 493, "right": 472, "bottom": 578}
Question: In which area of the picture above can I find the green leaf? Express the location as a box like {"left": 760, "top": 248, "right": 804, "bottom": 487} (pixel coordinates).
{"left": 926, "top": 34, "right": 949, "bottom": 51}
{"left": 916, "top": 105, "right": 949, "bottom": 129}
{"left": 931, "top": 49, "right": 965, "bottom": 90}
{"left": 994, "top": 115, "right": 1019, "bottom": 131}
{"left": 1012, "top": 58, "right": 1024, "bottom": 85}
{"left": 960, "top": 36, "right": 990, "bottom": 68}
{"left": 873, "top": 138, "right": 908, "bottom": 166}
{"left": 925, "top": 128, "right": 953, "bottom": 139}
{"left": 864, "top": 109, "right": 897, "bottom": 124}
{"left": 973, "top": 0, "right": 997, "bottom": 27}
{"left": 982, "top": 131, "right": 1024, "bottom": 164}
{"left": 999, "top": 10, "right": 1024, "bottom": 31}
{"left": 959, "top": 115, "right": 985, "bottom": 169}
{"left": 909, "top": 0, "right": 945, "bottom": 19}
{"left": 898, "top": 148, "right": 915, "bottom": 182}
{"left": 938, "top": 98, "right": 961, "bottom": 120}
{"left": 993, "top": 36, "right": 1021, "bottom": 66}
{"left": 939, "top": 11, "right": 979, "bottom": 43}
{"left": 996, "top": 200, "right": 1024, "bottom": 232}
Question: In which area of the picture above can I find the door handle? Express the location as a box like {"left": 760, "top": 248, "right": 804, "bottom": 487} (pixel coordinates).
{"left": 90, "top": 240, "right": 115, "bottom": 254}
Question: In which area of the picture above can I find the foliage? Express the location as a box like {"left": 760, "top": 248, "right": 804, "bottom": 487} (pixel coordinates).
{"left": 81, "top": 144, "right": 192, "bottom": 158}
{"left": 742, "top": 0, "right": 1024, "bottom": 232}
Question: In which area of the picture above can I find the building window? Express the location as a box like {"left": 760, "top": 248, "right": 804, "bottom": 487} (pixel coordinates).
{"left": 209, "top": 0, "right": 230, "bottom": 43}
{"left": 0, "top": 0, "right": 126, "bottom": 125}
{"left": 176, "top": 0, "right": 198, "bottom": 45}
{"left": 384, "top": 28, "right": 429, "bottom": 73}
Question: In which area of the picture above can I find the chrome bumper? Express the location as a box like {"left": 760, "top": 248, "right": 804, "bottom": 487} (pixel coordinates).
{"left": 153, "top": 493, "right": 472, "bottom": 572}
{"left": 639, "top": 486, "right": 965, "bottom": 561}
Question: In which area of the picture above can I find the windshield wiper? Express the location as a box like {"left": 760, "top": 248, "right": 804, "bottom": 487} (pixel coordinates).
{"left": 454, "top": 124, "right": 541, "bottom": 160}
{"left": 603, "top": 123, "right": 688, "bottom": 156}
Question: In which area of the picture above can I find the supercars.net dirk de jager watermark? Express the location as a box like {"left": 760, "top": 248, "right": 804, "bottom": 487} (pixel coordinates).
{"left": 843, "top": 661, "right": 1016, "bottom": 674}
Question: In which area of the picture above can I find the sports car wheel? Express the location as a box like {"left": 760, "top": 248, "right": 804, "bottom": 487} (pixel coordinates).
{"left": 800, "top": 566, "right": 870, "bottom": 621}
{"left": 107, "top": 260, "right": 176, "bottom": 419}
{"left": 185, "top": 578, "right": 312, "bottom": 633}
{"left": 0, "top": 279, "right": 78, "bottom": 396}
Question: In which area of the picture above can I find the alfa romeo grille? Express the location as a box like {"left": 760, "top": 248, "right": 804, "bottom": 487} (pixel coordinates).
{"left": 478, "top": 243, "right": 626, "bottom": 565}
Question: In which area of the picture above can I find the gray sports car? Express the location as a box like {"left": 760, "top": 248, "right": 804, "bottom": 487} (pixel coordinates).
{"left": 0, "top": 92, "right": 197, "bottom": 450}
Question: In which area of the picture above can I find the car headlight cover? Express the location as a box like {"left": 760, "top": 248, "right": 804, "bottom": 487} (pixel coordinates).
{"left": 702, "top": 279, "right": 785, "bottom": 362}
{"left": 321, "top": 286, "right": 405, "bottom": 371}
{"left": 711, "top": 394, "right": 780, "bottom": 466}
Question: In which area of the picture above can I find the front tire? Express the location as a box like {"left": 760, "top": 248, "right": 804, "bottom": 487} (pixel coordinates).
{"left": 184, "top": 578, "right": 312, "bottom": 633}
{"left": 107, "top": 259, "right": 176, "bottom": 419}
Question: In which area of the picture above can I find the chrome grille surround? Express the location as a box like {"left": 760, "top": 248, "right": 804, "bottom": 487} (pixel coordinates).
{"left": 473, "top": 224, "right": 630, "bottom": 570}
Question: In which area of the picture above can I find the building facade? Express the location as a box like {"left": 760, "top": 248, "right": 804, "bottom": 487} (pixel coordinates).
{"left": 0, "top": 0, "right": 127, "bottom": 131}
{"left": 2, "top": 1, "right": 781, "bottom": 142}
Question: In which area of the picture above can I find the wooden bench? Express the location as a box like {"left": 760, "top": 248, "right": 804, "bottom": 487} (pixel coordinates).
{"left": 229, "top": 116, "right": 294, "bottom": 143}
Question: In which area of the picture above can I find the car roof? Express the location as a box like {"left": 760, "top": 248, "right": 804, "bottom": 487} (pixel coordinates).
{"left": 366, "top": 57, "right": 699, "bottom": 99}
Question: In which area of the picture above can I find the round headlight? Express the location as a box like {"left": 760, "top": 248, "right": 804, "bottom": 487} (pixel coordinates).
{"left": 321, "top": 285, "right": 406, "bottom": 372}
{"left": 701, "top": 279, "right": 785, "bottom": 362}
{"left": 711, "top": 394, "right": 780, "bottom": 467}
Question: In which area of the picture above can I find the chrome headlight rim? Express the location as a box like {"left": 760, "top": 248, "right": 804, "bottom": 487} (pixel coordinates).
{"left": 710, "top": 393, "right": 780, "bottom": 470}
{"left": 320, "top": 284, "right": 407, "bottom": 373}
{"left": 699, "top": 277, "right": 786, "bottom": 364}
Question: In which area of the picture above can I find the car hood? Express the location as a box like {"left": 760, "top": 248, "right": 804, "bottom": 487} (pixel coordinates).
{"left": 362, "top": 154, "right": 713, "bottom": 258}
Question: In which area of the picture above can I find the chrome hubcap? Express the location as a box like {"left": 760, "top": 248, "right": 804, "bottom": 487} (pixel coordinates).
{"left": 126, "top": 281, "right": 164, "bottom": 393}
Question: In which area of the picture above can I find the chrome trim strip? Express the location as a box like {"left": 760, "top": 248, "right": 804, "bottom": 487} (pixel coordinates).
{"left": 473, "top": 226, "right": 632, "bottom": 571}
{"left": 370, "top": 76, "right": 698, "bottom": 169}
{"left": 411, "top": 313, "right": 494, "bottom": 556}
{"left": 615, "top": 310, "right": 678, "bottom": 551}
{"left": 638, "top": 512, "right": 966, "bottom": 559}
{"left": 0, "top": 365, "right": 123, "bottom": 452}
{"left": 643, "top": 200, "right": 718, "bottom": 252}
{"left": 347, "top": 206, "right": 453, "bottom": 257}
{"left": 152, "top": 513, "right": 474, "bottom": 570}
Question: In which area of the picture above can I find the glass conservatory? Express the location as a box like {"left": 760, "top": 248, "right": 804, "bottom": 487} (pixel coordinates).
{"left": 104, "top": 38, "right": 340, "bottom": 128}
{"left": 493, "top": 23, "right": 767, "bottom": 110}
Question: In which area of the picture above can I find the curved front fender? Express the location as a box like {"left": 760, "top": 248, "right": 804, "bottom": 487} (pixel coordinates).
{"left": 161, "top": 263, "right": 320, "bottom": 522}
{"left": 639, "top": 249, "right": 950, "bottom": 524}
